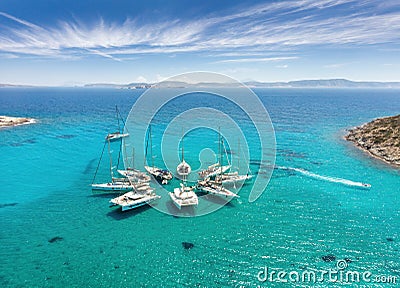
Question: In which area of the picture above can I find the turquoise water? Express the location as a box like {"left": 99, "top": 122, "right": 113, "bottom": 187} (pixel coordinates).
{"left": 0, "top": 88, "right": 399, "bottom": 287}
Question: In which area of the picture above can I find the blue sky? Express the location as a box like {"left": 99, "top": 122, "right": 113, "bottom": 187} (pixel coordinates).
{"left": 0, "top": 0, "right": 399, "bottom": 85}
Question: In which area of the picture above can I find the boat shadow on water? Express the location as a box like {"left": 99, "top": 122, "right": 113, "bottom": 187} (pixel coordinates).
{"left": 106, "top": 204, "right": 152, "bottom": 220}
{"left": 200, "top": 194, "right": 236, "bottom": 208}
{"left": 166, "top": 201, "right": 196, "bottom": 217}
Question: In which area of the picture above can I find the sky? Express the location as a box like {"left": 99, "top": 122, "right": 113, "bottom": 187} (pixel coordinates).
{"left": 0, "top": 0, "right": 399, "bottom": 86}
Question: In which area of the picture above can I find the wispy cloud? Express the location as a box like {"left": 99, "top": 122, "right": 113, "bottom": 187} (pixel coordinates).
{"left": 0, "top": 11, "right": 43, "bottom": 30}
{"left": 324, "top": 62, "right": 352, "bottom": 68}
{"left": 0, "top": 0, "right": 399, "bottom": 60}
{"left": 214, "top": 57, "right": 298, "bottom": 64}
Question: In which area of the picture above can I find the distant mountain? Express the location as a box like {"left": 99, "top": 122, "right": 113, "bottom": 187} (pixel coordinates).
{"left": 84, "top": 82, "right": 151, "bottom": 89}
{"left": 2, "top": 79, "right": 400, "bottom": 89}
{"left": 0, "top": 83, "right": 36, "bottom": 88}
{"left": 244, "top": 79, "right": 400, "bottom": 88}
{"left": 84, "top": 79, "right": 400, "bottom": 89}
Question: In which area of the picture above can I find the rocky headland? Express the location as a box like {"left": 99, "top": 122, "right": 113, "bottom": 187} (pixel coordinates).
{"left": 0, "top": 115, "right": 36, "bottom": 128}
{"left": 345, "top": 115, "right": 400, "bottom": 167}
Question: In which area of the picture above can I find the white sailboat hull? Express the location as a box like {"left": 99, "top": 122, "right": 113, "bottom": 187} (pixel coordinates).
{"left": 197, "top": 184, "right": 239, "bottom": 199}
{"left": 117, "top": 169, "right": 151, "bottom": 182}
{"left": 220, "top": 174, "right": 252, "bottom": 186}
{"left": 106, "top": 132, "right": 129, "bottom": 142}
{"left": 199, "top": 164, "right": 231, "bottom": 179}
{"left": 91, "top": 183, "right": 133, "bottom": 192}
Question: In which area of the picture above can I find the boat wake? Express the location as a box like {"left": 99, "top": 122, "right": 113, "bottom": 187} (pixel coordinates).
{"left": 276, "top": 166, "right": 371, "bottom": 189}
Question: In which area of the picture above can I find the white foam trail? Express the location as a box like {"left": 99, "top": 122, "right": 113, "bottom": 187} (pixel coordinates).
{"left": 276, "top": 166, "right": 371, "bottom": 189}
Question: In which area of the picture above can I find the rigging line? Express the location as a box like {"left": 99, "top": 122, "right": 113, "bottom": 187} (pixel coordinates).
{"left": 144, "top": 126, "right": 149, "bottom": 165}
{"left": 116, "top": 105, "right": 120, "bottom": 132}
{"left": 116, "top": 137, "right": 122, "bottom": 170}
{"left": 116, "top": 105, "right": 129, "bottom": 134}
{"left": 222, "top": 138, "right": 231, "bottom": 166}
{"left": 92, "top": 140, "right": 107, "bottom": 184}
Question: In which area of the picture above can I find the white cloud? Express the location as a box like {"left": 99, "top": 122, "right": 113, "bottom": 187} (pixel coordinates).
{"left": 0, "top": 0, "right": 399, "bottom": 60}
{"left": 135, "top": 76, "right": 147, "bottom": 83}
{"left": 324, "top": 63, "right": 351, "bottom": 68}
{"left": 155, "top": 74, "right": 167, "bottom": 82}
{"left": 214, "top": 57, "right": 298, "bottom": 64}
{"left": 0, "top": 11, "right": 43, "bottom": 30}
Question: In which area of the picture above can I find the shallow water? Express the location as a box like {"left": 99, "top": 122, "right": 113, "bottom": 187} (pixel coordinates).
{"left": 0, "top": 88, "right": 399, "bottom": 287}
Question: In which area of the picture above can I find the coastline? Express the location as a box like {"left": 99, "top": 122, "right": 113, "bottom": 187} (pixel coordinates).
{"left": 0, "top": 115, "right": 36, "bottom": 129}
{"left": 345, "top": 115, "right": 400, "bottom": 168}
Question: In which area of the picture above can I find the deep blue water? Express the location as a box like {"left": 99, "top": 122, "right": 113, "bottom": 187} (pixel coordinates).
{"left": 0, "top": 87, "right": 399, "bottom": 287}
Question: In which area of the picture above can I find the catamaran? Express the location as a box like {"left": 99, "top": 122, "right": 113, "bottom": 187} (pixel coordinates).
{"left": 109, "top": 189, "right": 160, "bottom": 211}
{"left": 105, "top": 106, "right": 129, "bottom": 142}
{"left": 144, "top": 125, "right": 173, "bottom": 184}
{"left": 169, "top": 183, "right": 198, "bottom": 209}
{"left": 169, "top": 131, "right": 198, "bottom": 209}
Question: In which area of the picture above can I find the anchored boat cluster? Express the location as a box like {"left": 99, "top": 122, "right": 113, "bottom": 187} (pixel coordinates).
{"left": 92, "top": 112, "right": 252, "bottom": 212}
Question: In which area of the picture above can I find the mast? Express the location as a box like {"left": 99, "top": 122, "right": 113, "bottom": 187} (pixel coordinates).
{"left": 123, "top": 137, "right": 128, "bottom": 167}
{"left": 181, "top": 129, "right": 185, "bottom": 163}
{"left": 132, "top": 147, "right": 135, "bottom": 168}
{"left": 116, "top": 105, "right": 120, "bottom": 133}
{"left": 215, "top": 127, "right": 223, "bottom": 187}
{"left": 181, "top": 129, "right": 186, "bottom": 183}
{"left": 218, "top": 128, "right": 220, "bottom": 166}
{"left": 150, "top": 125, "right": 154, "bottom": 168}
{"left": 218, "top": 127, "right": 222, "bottom": 173}
{"left": 238, "top": 138, "right": 240, "bottom": 173}
{"left": 107, "top": 138, "right": 113, "bottom": 180}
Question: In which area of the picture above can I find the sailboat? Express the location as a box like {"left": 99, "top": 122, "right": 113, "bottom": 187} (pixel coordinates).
{"left": 214, "top": 138, "right": 252, "bottom": 187}
{"left": 196, "top": 131, "right": 239, "bottom": 199}
{"left": 144, "top": 125, "right": 173, "bottom": 184}
{"left": 116, "top": 140, "right": 151, "bottom": 182}
{"left": 198, "top": 129, "right": 231, "bottom": 179}
{"left": 105, "top": 106, "right": 129, "bottom": 142}
{"left": 196, "top": 179, "right": 239, "bottom": 199}
{"left": 169, "top": 131, "right": 198, "bottom": 209}
{"left": 117, "top": 168, "right": 151, "bottom": 182}
{"left": 92, "top": 139, "right": 139, "bottom": 192}
{"left": 214, "top": 172, "right": 252, "bottom": 187}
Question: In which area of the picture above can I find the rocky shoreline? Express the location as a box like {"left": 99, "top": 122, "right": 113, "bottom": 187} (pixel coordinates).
{"left": 345, "top": 115, "right": 400, "bottom": 168}
{"left": 0, "top": 115, "right": 36, "bottom": 128}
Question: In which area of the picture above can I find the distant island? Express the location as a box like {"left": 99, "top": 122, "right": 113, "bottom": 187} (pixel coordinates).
{"left": 1, "top": 79, "right": 400, "bottom": 89}
{"left": 346, "top": 115, "right": 400, "bottom": 167}
{"left": 0, "top": 116, "right": 36, "bottom": 128}
{"left": 84, "top": 79, "right": 400, "bottom": 89}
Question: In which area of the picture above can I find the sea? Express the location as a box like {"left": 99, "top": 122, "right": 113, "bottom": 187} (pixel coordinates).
{"left": 0, "top": 87, "right": 399, "bottom": 287}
